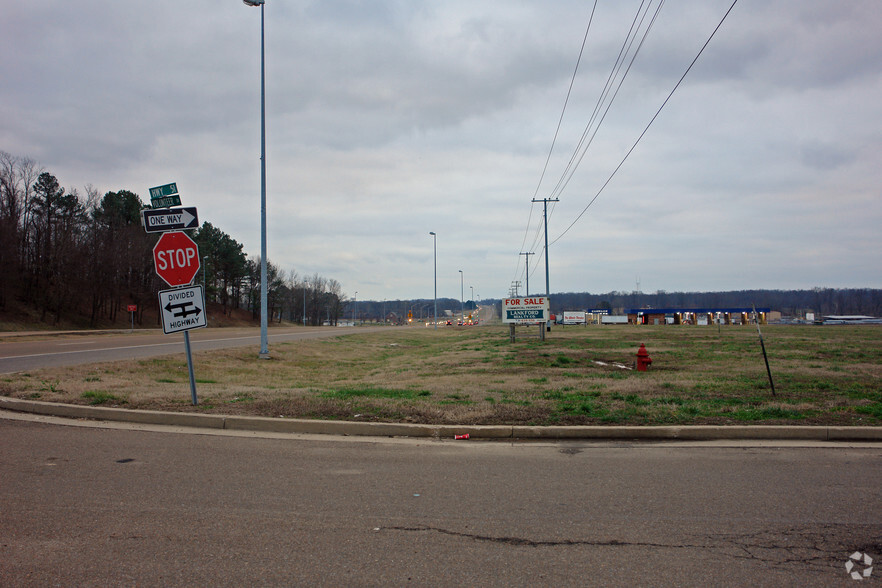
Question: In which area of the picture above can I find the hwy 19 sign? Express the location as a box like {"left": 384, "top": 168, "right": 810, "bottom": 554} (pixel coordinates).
{"left": 153, "top": 231, "right": 200, "bottom": 287}
{"left": 502, "top": 297, "right": 550, "bottom": 324}
{"left": 158, "top": 285, "right": 207, "bottom": 334}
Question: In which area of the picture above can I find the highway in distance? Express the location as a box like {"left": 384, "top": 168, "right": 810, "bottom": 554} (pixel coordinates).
{"left": 0, "top": 326, "right": 386, "bottom": 373}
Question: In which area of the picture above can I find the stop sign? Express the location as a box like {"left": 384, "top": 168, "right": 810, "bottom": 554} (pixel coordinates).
{"left": 153, "top": 231, "right": 200, "bottom": 287}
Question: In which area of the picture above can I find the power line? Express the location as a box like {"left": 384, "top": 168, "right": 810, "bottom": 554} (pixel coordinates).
{"left": 546, "top": 0, "right": 665, "bottom": 204}
{"left": 515, "top": 3, "right": 597, "bottom": 287}
{"left": 521, "top": 0, "right": 662, "bottom": 280}
{"left": 530, "top": 1, "right": 598, "bottom": 203}
{"left": 551, "top": 0, "right": 740, "bottom": 246}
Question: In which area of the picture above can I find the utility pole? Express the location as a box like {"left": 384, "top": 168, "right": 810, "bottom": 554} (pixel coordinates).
{"left": 531, "top": 198, "right": 559, "bottom": 297}
{"left": 533, "top": 197, "right": 557, "bottom": 334}
{"left": 519, "top": 252, "right": 534, "bottom": 297}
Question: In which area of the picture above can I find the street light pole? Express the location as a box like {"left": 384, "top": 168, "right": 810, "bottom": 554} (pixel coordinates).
{"left": 458, "top": 270, "right": 464, "bottom": 323}
{"left": 429, "top": 232, "right": 437, "bottom": 330}
{"left": 353, "top": 291, "right": 358, "bottom": 326}
{"left": 244, "top": 0, "right": 269, "bottom": 358}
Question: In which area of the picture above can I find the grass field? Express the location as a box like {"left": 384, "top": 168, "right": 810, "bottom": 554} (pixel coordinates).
{"left": 2, "top": 324, "right": 880, "bottom": 426}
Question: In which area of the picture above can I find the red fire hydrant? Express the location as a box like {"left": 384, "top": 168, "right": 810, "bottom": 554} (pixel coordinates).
{"left": 636, "top": 343, "right": 652, "bottom": 372}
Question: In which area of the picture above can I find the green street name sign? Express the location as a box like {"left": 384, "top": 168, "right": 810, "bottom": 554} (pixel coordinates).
{"left": 149, "top": 182, "right": 179, "bottom": 200}
{"left": 150, "top": 195, "right": 182, "bottom": 208}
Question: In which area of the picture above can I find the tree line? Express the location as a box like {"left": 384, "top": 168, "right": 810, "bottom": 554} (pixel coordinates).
{"left": 0, "top": 151, "right": 347, "bottom": 327}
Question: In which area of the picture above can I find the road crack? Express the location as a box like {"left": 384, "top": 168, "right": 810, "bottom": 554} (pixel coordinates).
{"left": 386, "top": 525, "right": 678, "bottom": 549}
{"left": 384, "top": 522, "right": 882, "bottom": 573}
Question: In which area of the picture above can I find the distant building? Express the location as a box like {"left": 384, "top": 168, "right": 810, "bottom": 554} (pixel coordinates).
{"left": 626, "top": 307, "right": 771, "bottom": 326}
{"left": 822, "top": 315, "right": 882, "bottom": 325}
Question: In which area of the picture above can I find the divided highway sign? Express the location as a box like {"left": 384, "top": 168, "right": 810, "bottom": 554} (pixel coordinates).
{"left": 158, "top": 285, "right": 207, "bottom": 334}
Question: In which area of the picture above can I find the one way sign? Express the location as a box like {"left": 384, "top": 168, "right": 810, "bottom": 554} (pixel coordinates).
{"left": 158, "top": 285, "right": 207, "bottom": 334}
{"left": 142, "top": 207, "right": 199, "bottom": 233}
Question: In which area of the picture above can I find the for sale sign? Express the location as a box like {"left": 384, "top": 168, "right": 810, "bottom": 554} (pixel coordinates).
{"left": 502, "top": 297, "right": 550, "bottom": 324}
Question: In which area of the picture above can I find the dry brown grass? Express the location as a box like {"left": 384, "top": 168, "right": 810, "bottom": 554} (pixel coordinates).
{"left": 2, "top": 324, "right": 881, "bottom": 426}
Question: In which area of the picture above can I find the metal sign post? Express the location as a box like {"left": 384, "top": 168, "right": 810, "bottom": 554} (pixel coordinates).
{"left": 144, "top": 185, "right": 205, "bottom": 405}
{"left": 183, "top": 331, "right": 198, "bottom": 406}
{"left": 127, "top": 304, "right": 137, "bottom": 332}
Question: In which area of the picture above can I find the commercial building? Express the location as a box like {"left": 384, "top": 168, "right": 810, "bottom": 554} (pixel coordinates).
{"left": 626, "top": 307, "right": 771, "bottom": 326}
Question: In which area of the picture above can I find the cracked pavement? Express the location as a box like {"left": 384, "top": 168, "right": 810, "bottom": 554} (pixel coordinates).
{"left": 2, "top": 416, "right": 880, "bottom": 586}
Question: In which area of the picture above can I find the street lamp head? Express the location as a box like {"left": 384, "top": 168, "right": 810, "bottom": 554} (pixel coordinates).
{"left": 243, "top": 0, "right": 265, "bottom": 6}
{"left": 429, "top": 231, "right": 435, "bottom": 236}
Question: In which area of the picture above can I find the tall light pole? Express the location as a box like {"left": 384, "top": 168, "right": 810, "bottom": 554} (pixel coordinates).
{"left": 458, "top": 270, "right": 464, "bottom": 323}
{"left": 353, "top": 291, "right": 358, "bottom": 325}
{"left": 244, "top": 0, "right": 269, "bottom": 358}
{"left": 429, "top": 232, "right": 437, "bottom": 330}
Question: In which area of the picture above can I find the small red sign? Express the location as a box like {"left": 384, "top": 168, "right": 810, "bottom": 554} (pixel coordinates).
{"left": 127, "top": 305, "right": 137, "bottom": 312}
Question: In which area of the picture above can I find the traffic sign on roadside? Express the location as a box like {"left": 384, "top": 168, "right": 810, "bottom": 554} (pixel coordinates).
{"left": 149, "top": 182, "right": 181, "bottom": 208}
{"left": 150, "top": 195, "right": 182, "bottom": 208}
{"left": 158, "top": 285, "right": 207, "bottom": 334}
{"left": 142, "top": 207, "right": 199, "bottom": 233}
{"left": 153, "top": 231, "right": 200, "bottom": 287}
{"left": 149, "top": 182, "right": 179, "bottom": 200}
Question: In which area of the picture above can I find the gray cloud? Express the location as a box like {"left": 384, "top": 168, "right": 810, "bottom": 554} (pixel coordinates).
{"left": 1, "top": 0, "right": 880, "bottom": 300}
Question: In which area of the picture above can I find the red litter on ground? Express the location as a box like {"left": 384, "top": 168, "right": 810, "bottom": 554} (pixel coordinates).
{"left": 454, "top": 434, "right": 470, "bottom": 440}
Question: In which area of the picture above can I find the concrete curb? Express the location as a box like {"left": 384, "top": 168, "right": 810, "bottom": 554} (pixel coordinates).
{"left": 2, "top": 397, "right": 882, "bottom": 441}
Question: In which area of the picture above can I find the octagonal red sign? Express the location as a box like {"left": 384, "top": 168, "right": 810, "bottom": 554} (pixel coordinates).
{"left": 153, "top": 231, "right": 200, "bottom": 287}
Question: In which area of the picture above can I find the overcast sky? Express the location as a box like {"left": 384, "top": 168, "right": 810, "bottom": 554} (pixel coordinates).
{"left": 3, "top": 1, "right": 880, "bottom": 302}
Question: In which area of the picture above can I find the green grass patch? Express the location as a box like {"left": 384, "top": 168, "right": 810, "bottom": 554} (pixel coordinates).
{"left": 320, "top": 387, "right": 430, "bottom": 400}
{"left": 81, "top": 391, "right": 122, "bottom": 405}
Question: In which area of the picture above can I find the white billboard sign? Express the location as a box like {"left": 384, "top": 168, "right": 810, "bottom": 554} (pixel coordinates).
{"left": 563, "top": 311, "right": 586, "bottom": 325}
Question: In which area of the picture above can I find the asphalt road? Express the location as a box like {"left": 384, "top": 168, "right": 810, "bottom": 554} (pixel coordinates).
{"left": 0, "top": 326, "right": 388, "bottom": 373}
{"left": 1, "top": 416, "right": 879, "bottom": 586}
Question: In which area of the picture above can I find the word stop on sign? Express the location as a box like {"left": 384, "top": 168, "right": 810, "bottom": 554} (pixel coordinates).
{"left": 156, "top": 246, "right": 197, "bottom": 269}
